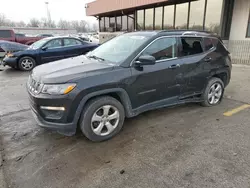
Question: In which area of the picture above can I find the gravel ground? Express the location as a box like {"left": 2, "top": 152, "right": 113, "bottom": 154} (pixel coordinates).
{"left": 0, "top": 65, "right": 250, "bottom": 188}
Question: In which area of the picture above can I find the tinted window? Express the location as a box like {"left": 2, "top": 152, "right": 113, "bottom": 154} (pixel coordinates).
{"left": 44, "top": 39, "right": 63, "bottom": 49}
{"left": 110, "top": 17, "right": 116, "bottom": 32}
{"left": 155, "top": 7, "right": 163, "bottom": 30}
{"left": 116, "top": 16, "right": 122, "bottom": 31}
{"left": 100, "top": 17, "right": 105, "bottom": 32}
{"left": 175, "top": 3, "right": 188, "bottom": 29}
{"left": 122, "top": 16, "right": 127, "bottom": 31}
{"left": 128, "top": 14, "right": 135, "bottom": 31}
{"left": 203, "top": 38, "right": 214, "bottom": 51}
{"left": 180, "top": 37, "right": 203, "bottom": 56}
{"left": 137, "top": 10, "right": 144, "bottom": 30}
{"left": 64, "top": 38, "right": 82, "bottom": 46}
{"left": 205, "top": 0, "right": 223, "bottom": 34}
{"left": 0, "top": 30, "right": 11, "bottom": 38}
{"left": 163, "top": 5, "right": 174, "bottom": 29}
{"left": 189, "top": 0, "right": 205, "bottom": 30}
{"left": 142, "top": 37, "right": 177, "bottom": 61}
{"left": 145, "top": 8, "right": 154, "bottom": 30}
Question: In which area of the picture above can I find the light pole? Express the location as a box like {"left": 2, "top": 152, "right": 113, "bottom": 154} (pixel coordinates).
{"left": 45, "top": 1, "right": 51, "bottom": 26}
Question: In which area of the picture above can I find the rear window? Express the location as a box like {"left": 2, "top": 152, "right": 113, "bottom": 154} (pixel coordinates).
{"left": 0, "top": 30, "right": 12, "bottom": 38}
{"left": 203, "top": 38, "right": 214, "bottom": 51}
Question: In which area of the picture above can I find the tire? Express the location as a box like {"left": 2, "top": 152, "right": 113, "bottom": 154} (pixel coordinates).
{"left": 80, "top": 96, "right": 125, "bottom": 142}
{"left": 201, "top": 77, "right": 224, "bottom": 107}
{"left": 18, "top": 56, "right": 36, "bottom": 71}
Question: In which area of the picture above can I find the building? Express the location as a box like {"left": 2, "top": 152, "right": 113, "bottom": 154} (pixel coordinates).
{"left": 13, "top": 27, "right": 77, "bottom": 36}
{"left": 86, "top": 0, "right": 250, "bottom": 64}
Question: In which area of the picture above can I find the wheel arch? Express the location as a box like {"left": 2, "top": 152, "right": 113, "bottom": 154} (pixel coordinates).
{"left": 209, "top": 67, "right": 230, "bottom": 87}
{"left": 17, "top": 55, "right": 37, "bottom": 65}
{"left": 73, "top": 88, "right": 134, "bottom": 130}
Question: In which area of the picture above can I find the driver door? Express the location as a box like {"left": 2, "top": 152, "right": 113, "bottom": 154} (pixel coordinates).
{"left": 128, "top": 37, "right": 183, "bottom": 109}
{"left": 40, "top": 39, "right": 64, "bottom": 63}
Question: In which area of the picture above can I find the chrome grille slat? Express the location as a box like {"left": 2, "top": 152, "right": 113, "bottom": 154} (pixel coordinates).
{"left": 28, "top": 76, "right": 43, "bottom": 95}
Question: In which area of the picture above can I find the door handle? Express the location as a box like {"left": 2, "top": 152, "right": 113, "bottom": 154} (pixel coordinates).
{"left": 169, "top": 64, "right": 180, "bottom": 69}
{"left": 204, "top": 57, "right": 212, "bottom": 62}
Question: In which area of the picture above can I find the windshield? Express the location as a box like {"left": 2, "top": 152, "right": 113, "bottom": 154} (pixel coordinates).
{"left": 29, "top": 38, "right": 50, "bottom": 49}
{"left": 87, "top": 34, "right": 150, "bottom": 64}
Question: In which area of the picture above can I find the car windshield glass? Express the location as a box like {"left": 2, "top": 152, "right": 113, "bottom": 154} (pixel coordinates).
{"left": 87, "top": 34, "right": 150, "bottom": 64}
{"left": 29, "top": 38, "right": 51, "bottom": 49}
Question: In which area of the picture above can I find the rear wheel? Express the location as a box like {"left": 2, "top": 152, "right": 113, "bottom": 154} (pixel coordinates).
{"left": 201, "top": 77, "right": 224, "bottom": 107}
{"left": 18, "top": 56, "right": 36, "bottom": 71}
{"left": 80, "top": 96, "right": 125, "bottom": 142}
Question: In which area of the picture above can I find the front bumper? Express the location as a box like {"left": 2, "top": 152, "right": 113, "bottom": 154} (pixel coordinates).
{"left": 2, "top": 56, "right": 18, "bottom": 67}
{"left": 28, "top": 87, "right": 81, "bottom": 136}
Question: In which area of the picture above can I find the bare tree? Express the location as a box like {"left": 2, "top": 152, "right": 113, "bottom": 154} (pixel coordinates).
{"left": 28, "top": 18, "right": 40, "bottom": 27}
{"left": 0, "top": 14, "right": 7, "bottom": 26}
{"left": 57, "top": 19, "right": 70, "bottom": 29}
{"left": 15, "top": 21, "right": 26, "bottom": 27}
{"left": 40, "top": 17, "right": 56, "bottom": 28}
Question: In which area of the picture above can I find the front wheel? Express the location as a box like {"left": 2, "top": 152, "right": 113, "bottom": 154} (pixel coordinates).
{"left": 18, "top": 56, "right": 36, "bottom": 71}
{"left": 201, "top": 77, "right": 224, "bottom": 107}
{"left": 79, "top": 96, "right": 125, "bottom": 142}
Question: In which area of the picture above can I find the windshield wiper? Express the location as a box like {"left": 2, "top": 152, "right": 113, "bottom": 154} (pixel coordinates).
{"left": 87, "top": 55, "right": 105, "bottom": 61}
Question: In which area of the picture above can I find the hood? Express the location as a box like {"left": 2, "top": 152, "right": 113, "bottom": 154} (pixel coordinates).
{"left": 0, "top": 40, "right": 28, "bottom": 52}
{"left": 32, "top": 55, "right": 115, "bottom": 84}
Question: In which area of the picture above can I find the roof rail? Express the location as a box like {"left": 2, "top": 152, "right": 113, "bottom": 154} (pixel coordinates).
{"left": 182, "top": 31, "right": 199, "bottom": 36}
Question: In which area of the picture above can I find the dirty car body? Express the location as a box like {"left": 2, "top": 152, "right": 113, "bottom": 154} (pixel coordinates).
{"left": 27, "top": 31, "right": 232, "bottom": 140}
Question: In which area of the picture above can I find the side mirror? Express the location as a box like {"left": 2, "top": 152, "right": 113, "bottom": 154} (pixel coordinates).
{"left": 135, "top": 55, "right": 156, "bottom": 66}
{"left": 41, "top": 46, "right": 48, "bottom": 51}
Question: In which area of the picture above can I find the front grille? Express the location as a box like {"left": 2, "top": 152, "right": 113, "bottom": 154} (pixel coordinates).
{"left": 28, "top": 76, "right": 43, "bottom": 95}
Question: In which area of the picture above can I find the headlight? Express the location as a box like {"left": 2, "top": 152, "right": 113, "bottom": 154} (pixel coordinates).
{"left": 41, "top": 83, "right": 76, "bottom": 95}
{"left": 6, "top": 53, "right": 14, "bottom": 57}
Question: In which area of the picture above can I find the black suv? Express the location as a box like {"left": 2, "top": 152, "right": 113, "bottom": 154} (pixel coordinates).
{"left": 27, "top": 30, "right": 232, "bottom": 141}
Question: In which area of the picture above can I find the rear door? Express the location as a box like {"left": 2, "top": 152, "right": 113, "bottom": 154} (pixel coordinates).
{"left": 63, "top": 38, "right": 85, "bottom": 58}
{"left": 39, "top": 39, "right": 64, "bottom": 63}
{"left": 178, "top": 37, "right": 211, "bottom": 97}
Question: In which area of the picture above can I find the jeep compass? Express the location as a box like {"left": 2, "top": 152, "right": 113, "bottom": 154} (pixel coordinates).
{"left": 27, "top": 30, "right": 232, "bottom": 142}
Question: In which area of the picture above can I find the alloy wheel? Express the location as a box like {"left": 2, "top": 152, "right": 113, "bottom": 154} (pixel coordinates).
{"left": 208, "top": 83, "right": 223, "bottom": 105}
{"left": 91, "top": 105, "right": 120, "bottom": 136}
{"left": 20, "top": 59, "right": 34, "bottom": 70}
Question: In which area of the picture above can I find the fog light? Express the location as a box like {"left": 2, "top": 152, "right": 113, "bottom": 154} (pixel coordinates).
{"left": 40, "top": 106, "right": 65, "bottom": 120}
{"left": 40, "top": 106, "right": 65, "bottom": 111}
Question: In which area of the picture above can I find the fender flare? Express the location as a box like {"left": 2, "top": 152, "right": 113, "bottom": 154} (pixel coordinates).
{"left": 71, "top": 88, "right": 134, "bottom": 131}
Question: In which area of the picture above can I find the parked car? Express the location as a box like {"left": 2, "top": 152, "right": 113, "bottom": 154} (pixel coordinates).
{"left": 2, "top": 36, "right": 98, "bottom": 70}
{"left": 0, "top": 29, "right": 43, "bottom": 57}
{"left": 27, "top": 30, "right": 232, "bottom": 142}
{"left": 36, "top": 34, "right": 54, "bottom": 38}
{"left": 88, "top": 33, "right": 99, "bottom": 44}
{"left": 0, "top": 29, "right": 42, "bottom": 45}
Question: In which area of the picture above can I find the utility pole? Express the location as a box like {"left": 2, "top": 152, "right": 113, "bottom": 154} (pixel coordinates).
{"left": 45, "top": 1, "right": 51, "bottom": 26}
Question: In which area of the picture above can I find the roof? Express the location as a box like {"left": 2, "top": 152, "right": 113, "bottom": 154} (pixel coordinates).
{"left": 86, "top": 0, "right": 193, "bottom": 16}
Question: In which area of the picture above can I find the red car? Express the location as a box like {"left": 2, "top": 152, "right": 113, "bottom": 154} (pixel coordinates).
{"left": 0, "top": 29, "right": 42, "bottom": 57}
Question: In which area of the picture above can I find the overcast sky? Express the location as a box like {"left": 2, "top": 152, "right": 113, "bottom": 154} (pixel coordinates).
{"left": 0, "top": 0, "right": 96, "bottom": 23}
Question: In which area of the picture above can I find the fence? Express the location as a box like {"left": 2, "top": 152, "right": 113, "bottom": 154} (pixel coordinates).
{"left": 226, "top": 40, "right": 250, "bottom": 65}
